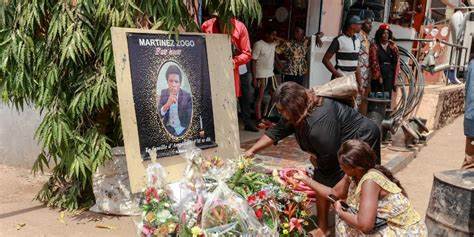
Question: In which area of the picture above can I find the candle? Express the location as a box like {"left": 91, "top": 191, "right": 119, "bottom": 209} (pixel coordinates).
{"left": 199, "top": 116, "right": 203, "bottom": 129}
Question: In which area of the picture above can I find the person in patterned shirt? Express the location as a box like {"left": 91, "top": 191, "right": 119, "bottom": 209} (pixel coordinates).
{"left": 357, "top": 16, "right": 373, "bottom": 115}
{"left": 276, "top": 26, "right": 323, "bottom": 86}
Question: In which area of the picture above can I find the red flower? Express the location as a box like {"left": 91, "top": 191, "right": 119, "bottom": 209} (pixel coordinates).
{"left": 257, "top": 190, "right": 267, "bottom": 199}
{"left": 255, "top": 208, "right": 263, "bottom": 219}
{"left": 290, "top": 218, "right": 304, "bottom": 233}
{"left": 145, "top": 187, "right": 159, "bottom": 203}
{"left": 247, "top": 195, "right": 256, "bottom": 205}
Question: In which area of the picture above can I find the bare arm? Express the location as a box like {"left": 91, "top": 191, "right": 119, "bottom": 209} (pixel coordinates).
{"left": 335, "top": 180, "right": 380, "bottom": 234}
{"left": 275, "top": 54, "right": 284, "bottom": 71}
{"left": 296, "top": 172, "right": 351, "bottom": 200}
{"left": 323, "top": 51, "right": 342, "bottom": 78}
{"left": 251, "top": 59, "right": 258, "bottom": 87}
{"left": 244, "top": 134, "right": 274, "bottom": 157}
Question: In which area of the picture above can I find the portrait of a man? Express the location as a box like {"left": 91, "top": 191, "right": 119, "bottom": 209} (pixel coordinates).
{"left": 158, "top": 65, "right": 192, "bottom": 137}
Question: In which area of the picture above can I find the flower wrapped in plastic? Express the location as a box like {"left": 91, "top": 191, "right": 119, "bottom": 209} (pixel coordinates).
{"left": 165, "top": 142, "right": 206, "bottom": 236}
{"left": 200, "top": 159, "right": 264, "bottom": 236}
{"left": 175, "top": 190, "right": 206, "bottom": 236}
{"left": 138, "top": 163, "right": 179, "bottom": 237}
{"left": 247, "top": 186, "right": 281, "bottom": 236}
{"left": 177, "top": 141, "right": 206, "bottom": 194}
{"left": 227, "top": 156, "right": 277, "bottom": 198}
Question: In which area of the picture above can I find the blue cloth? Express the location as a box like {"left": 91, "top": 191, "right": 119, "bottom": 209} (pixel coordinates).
{"left": 465, "top": 59, "right": 474, "bottom": 137}
{"left": 168, "top": 103, "right": 185, "bottom": 136}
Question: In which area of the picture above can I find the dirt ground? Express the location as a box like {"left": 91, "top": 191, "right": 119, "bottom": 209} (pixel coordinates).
{"left": 0, "top": 165, "right": 136, "bottom": 237}
{"left": 0, "top": 117, "right": 466, "bottom": 236}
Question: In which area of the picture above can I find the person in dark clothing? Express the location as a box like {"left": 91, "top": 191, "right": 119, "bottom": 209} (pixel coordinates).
{"left": 369, "top": 24, "right": 400, "bottom": 109}
{"left": 244, "top": 82, "right": 381, "bottom": 236}
{"left": 158, "top": 65, "right": 192, "bottom": 137}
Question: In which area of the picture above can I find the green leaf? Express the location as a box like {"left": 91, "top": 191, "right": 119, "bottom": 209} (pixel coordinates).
{"left": 1, "top": 0, "right": 262, "bottom": 211}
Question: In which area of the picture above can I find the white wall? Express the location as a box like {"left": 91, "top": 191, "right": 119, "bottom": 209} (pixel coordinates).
{"left": 309, "top": 36, "right": 336, "bottom": 87}
{"left": 0, "top": 103, "right": 42, "bottom": 168}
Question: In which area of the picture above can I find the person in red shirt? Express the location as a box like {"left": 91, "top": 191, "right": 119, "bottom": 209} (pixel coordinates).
{"left": 202, "top": 16, "right": 258, "bottom": 131}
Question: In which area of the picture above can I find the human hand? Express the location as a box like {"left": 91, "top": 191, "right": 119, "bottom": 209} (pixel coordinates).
{"left": 333, "top": 200, "right": 345, "bottom": 214}
{"left": 163, "top": 94, "right": 177, "bottom": 112}
{"left": 315, "top": 32, "right": 324, "bottom": 48}
{"left": 244, "top": 150, "right": 255, "bottom": 158}
{"left": 378, "top": 77, "right": 383, "bottom": 85}
{"left": 292, "top": 170, "right": 310, "bottom": 184}
{"left": 309, "top": 155, "right": 317, "bottom": 167}
{"left": 167, "top": 93, "right": 177, "bottom": 105}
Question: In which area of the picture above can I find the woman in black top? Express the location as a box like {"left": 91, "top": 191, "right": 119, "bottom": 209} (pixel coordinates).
{"left": 369, "top": 24, "right": 400, "bottom": 109}
{"left": 245, "top": 82, "right": 380, "bottom": 236}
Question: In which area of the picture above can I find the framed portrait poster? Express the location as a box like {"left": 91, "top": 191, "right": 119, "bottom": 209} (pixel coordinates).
{"left": 127, "top": 33, "right": 217, "bottom": 159}
{"left": 111, "top": 28, "right": 239, "bottom": 192}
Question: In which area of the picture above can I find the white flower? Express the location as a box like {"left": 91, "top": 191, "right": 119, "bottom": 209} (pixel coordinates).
{"left": 156, "top": 210, "right": 172, "bottom": 223}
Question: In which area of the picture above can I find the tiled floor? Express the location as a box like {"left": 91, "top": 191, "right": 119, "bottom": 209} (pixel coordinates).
{"left": 241, "top": 136, "right": 402, "bottom": 170}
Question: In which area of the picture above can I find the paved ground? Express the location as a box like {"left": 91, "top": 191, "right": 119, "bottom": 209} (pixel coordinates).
{"left": 0, "top": 117, "right": 465, "bottom": 236}
{"left": 396, "top": 116, "right": 465, "bottom": 217}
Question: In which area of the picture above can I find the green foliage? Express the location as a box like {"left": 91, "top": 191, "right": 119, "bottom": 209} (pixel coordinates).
{"left": 0, "top": 0, "right": 261, "bottom": 210}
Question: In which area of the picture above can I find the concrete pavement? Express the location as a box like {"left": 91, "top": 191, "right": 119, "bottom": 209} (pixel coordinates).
{"left": 396, "top": 116, "right": 465, "bottom": 217}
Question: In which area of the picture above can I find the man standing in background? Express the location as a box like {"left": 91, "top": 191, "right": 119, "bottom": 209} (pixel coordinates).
{"left": 323, "top": 15, "right": 363, "bottom": 93}
{"left": 252, "top": 27, "right": 278, "bottom": 128}
{"left": 357, "top": 15, "right": 374, "bottom": 115}
{"left": 202, "top": 15, "right": 258, "bottom": 132}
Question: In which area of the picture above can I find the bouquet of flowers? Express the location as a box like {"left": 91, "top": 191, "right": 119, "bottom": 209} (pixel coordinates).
{"left": 279, "top": 168, "right": 317, "bottom": 202}
{"left": 200, "top": 155, "right": 264, "bottom": 236}
{"left": 227, "top": 157, "right": 277, "bottom": 198}
{"left": 247, "top": 187, "right": 280, "bottom": 236}
{"left": 174, "top": 190, "right": 205, "bottom": 237}
{"left": 173, "top": 143, "right": 208, "bottom": 236}
{"left": 277, "top": 188, "right": 313, "bottom": 236}
{"left": 272, "top": 170, "right": 313, "bottom": 236}
{"left": 138, "top": 164, "right": 179, "bottom": 237}
{"left": 201, "top": 180, "right": 264, "bottom": 236}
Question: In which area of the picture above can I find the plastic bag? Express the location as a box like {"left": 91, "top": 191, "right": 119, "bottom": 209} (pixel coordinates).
{"left": 175, "top": 190, "right": 206, "bottom": 236}
{"left": 312, "top": 74, "right": 358, "bottom": 100}
{"left": 201, "top": 168, "right": 264, "bottom": 236}
{"left": 247, "top": 187, "right": 281, "bottom": 237}
{"left": 174, "top": 142, "right": 207, "bottom": 236}
{"left": 177, "top": 141, "right": 206, "bottom": 194}
{"left": 90, "top": 148, "right": 140, "bottom": 215}
{"left": 137, "top": 162, "right": 179, "bottom": 237}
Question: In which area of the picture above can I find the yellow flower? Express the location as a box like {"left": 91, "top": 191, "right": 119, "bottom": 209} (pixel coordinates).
{"left": 168, "top": 223, "right": 177, "bottom": 233}
{"left": 283, "top": 223, "right": 289, "bottom": 228}
{"left": 191, "top": 226, "right": 202, "bottom": 237}
{"left": 300, "top": 210, "right": 307, "bottom": 216}
{"left": 303, "top": 221, "right": 309, "bottom": 226}
{"left": 283, "top": 229, "right": 289, "bottom": 235}
{"left": 145, "top": 212, "right": 156, "bottom": 222}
